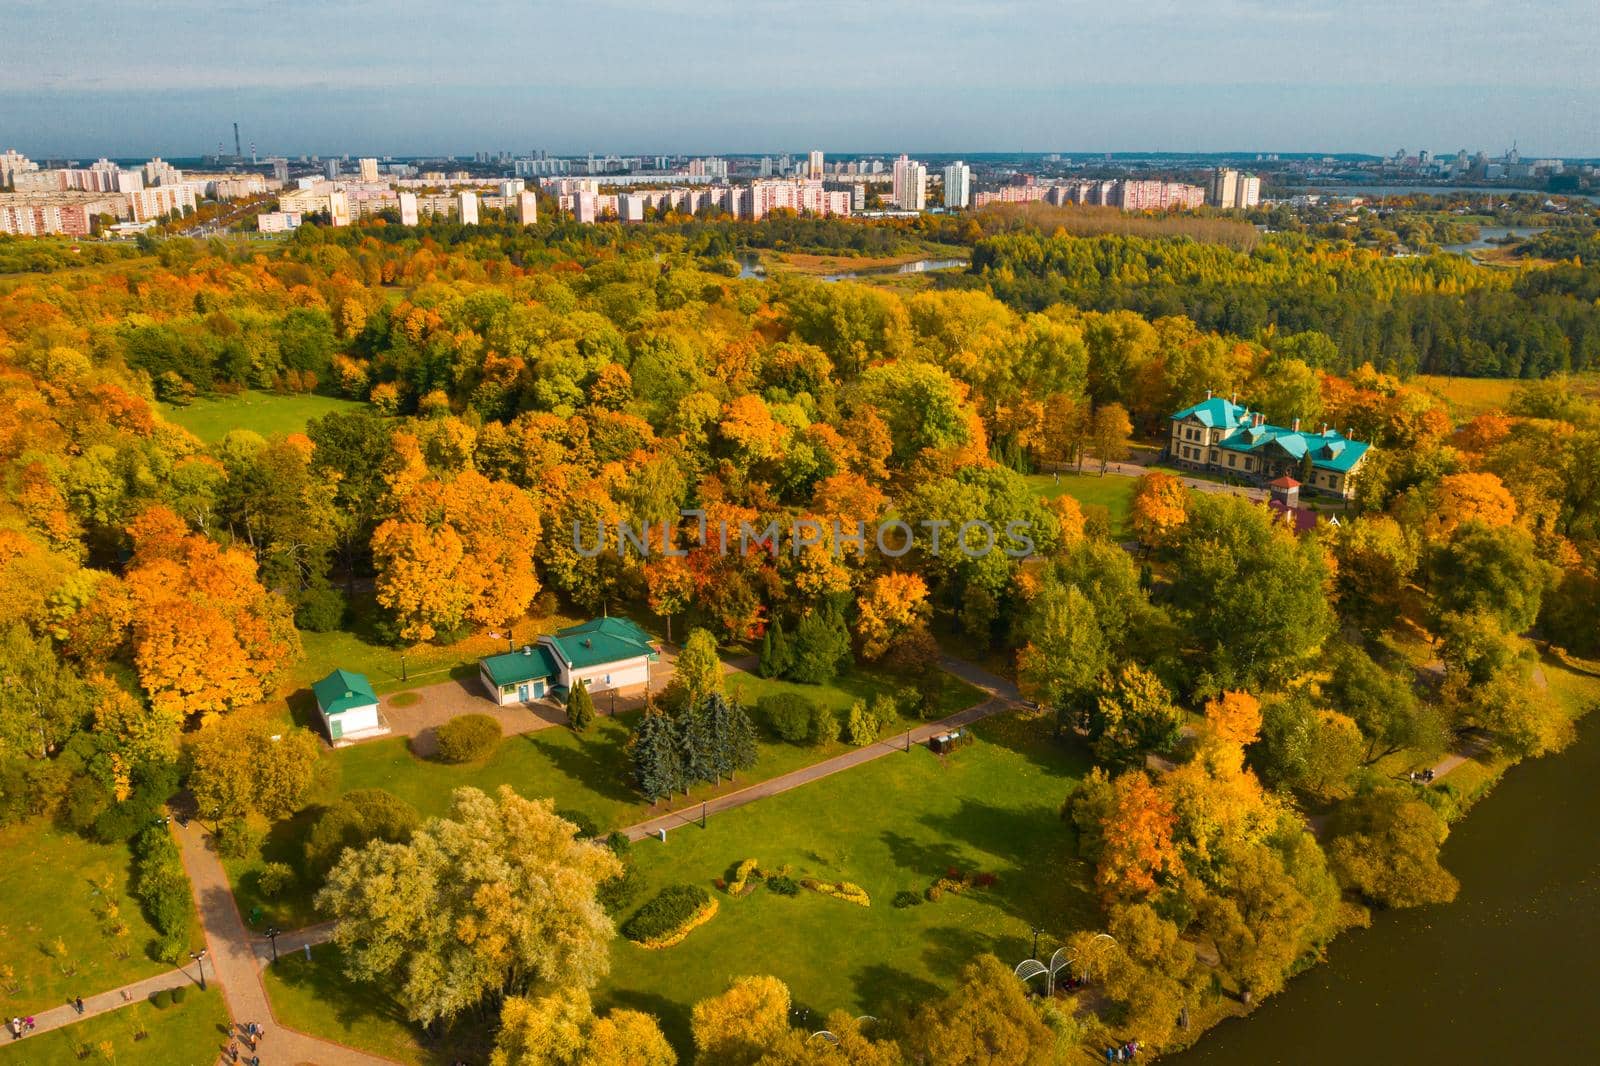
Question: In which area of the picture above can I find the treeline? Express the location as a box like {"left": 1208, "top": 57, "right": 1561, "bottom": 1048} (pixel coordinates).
{"left": 972, "top": 229, "right": 1600, "bottom": 377}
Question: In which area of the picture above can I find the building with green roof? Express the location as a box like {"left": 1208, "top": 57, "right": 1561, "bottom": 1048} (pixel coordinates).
{"left": 311, "top": 668, "right": 387, "bottom": 744}
{"left": 478, "top": 617, "right": 659, "bottom": 706}
{"left": 1168, "top": 393, "right": 1371, "bottom": 498}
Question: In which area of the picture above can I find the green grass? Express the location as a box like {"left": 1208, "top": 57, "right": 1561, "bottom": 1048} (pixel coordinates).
{"left": 223, "top": 663, "right": 986, "bottom": 930}
{"left": 262, "top": 946, "right": 482, "bottom": 1066}
{"left": 0, "top": 985, "right": 230, "bottom": 1066}
{"left": 1026, "top": 472, "right": 1138, "bottom": 540}
{"left": 159, "top": 389, "right": 365, "bottom": 443}
{"left": 0, "top": 821, "right": 178, "bottom": 1019}
{"left": 602, "top": 710, "right": 1095, "bottom": 1051}
{"left": 256, "top": 711, "right": 1095, "bottom": 1063}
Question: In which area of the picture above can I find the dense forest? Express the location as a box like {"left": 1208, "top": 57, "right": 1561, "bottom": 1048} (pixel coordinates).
{"left": 1, "top": 213, "right": 1598, "bottom": 1062}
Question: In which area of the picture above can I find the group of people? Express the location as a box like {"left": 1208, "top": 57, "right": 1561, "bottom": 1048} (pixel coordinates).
{"left": 1407, "top": 768, "right": 1437, "bottom": 783}
{"left": 6, "top": 1017, "right": 35, "bottom": 1039}
{"left": 1104, "top": 1040, "right": 1142, "bottom": 1061}
{"left": 226, "top": 1019, "right": 266, "bottom": 1064}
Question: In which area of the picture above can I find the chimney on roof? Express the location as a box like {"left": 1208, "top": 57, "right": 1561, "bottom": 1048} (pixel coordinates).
{"left": 1205, "top": 388, "right": 1212, "bottom": 400}
{"left": 1292, "top": 417, "right": 1301, "bottom": 432}
{"left": 1253, "top": 412, "right": 1265, "bottom": 428}
{"left": 1321, "top": 422, "right": 1328, "bottom": 434}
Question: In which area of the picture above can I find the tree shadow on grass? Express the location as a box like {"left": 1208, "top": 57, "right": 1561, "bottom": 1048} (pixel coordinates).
{"left": 266, "top": 948, "right": 415, "bottom": 1035}
{"left": 919, "top": 922, "right": 1016, "bottom": 981}
{"left": 919, "top": 799, "right": 1098, "bottom": 931}
{"left": 851, "top": 962, "right": 943, "bottom": 1019}
{"left": 974, "top": 714, "right": 1093, "bottom": 779}
{"left": 525, "top": 732, "right": 640, "bottom": 806}
{"left": 603, "top": 988, "right": 694, "bottom": 1057}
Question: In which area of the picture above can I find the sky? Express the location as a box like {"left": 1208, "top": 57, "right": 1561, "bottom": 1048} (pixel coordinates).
{"left": 4, "top": 0, "right": 1597, "bottom": 158}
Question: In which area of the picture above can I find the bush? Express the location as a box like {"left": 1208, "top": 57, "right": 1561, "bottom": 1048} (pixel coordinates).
{"left": 434, "top": 714, "right": 502, "bottom": 763}
{"left": 604, "top": 831, "right": 631, "bottom": 857}
{"left": 801, "top": 878, "right": 870, "bottom": 907}
{"left": 598, "top": 862, "right": 643, "bottom": 918}
{"left": 169, "top": 985, "right": 187, "bottom": 1004}
{"left": 811, "top": 705, "right": 841, "bottom": 746}
{"left": 294, "top": 587, "right": 347, "bottom": 632}
{"left": 766, "top": 875, "right": 800, "bottom": 896}
{"left": 149, "top": 988, "right": 172, "bottom": 1009}
{"left": 256, "top": 862, "right": 295, "bottom": 899}
{"left": 759, "top": 693, "right": 815, "bottom": 743}
{"left": 214, "top": 818, "right": 261, "bottom": 859}
{"left": 621, "top": 884, "right": 719, "bottom": 948}
{"left": 727, "top": 858, "right": 761, "bottom": 895}
{"left": 554, "top": 808, "right": 600, "bottom": 839}
{"left": 845, "top": 700, "right": 879, "bottom": 746}
{"left": 892, "top": 890, "right": 924, "bottom": 909}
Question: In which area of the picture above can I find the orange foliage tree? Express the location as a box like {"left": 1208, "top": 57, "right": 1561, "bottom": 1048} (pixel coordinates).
{"left": 1131, "top": 471, "right": 1190, "bottom": 549}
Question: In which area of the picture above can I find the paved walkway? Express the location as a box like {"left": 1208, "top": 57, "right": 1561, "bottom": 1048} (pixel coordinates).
{"left": 171, "top": 819, "right": 400, "bottom": 1066}
{"left": 622, "top": 656, "right": 1024, "bottom": 842}
{"left": 3, "top": 965, "right": 198, "bottom": 1043}
{"left": 1043, "top": 459, "right": 1269, "bottom": 502}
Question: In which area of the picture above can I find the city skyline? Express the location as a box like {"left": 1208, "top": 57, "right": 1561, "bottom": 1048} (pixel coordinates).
{"left": 5, "top": 1, "right": 1598, "bottom": 156}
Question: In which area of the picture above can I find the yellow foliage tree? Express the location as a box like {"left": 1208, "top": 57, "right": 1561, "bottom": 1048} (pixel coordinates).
{"left": 854, "top": 572, "right": 932, "bottom": 661}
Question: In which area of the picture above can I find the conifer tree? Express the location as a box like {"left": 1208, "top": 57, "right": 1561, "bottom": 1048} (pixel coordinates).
{"left": 768, "top": 617, "right": 793, "bottom": 680}
{"left": 758, "top": 628, "right": 776, "bottom": 678}
{"left": 675, "top": 701, "right": 715, "bottom": 791}
{"left": 726, "top": 698, "right": 759, "bottom": 780}
{"left": 630, "top": 708, "right": 681, "bottom": 805}
{"left": 567, "top": 680, "right": 596, "bottom": 733}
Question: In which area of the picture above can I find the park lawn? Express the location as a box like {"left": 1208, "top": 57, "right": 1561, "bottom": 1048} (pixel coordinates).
{"left": 1026, "top": 472, "right": 1137, "bottom": 540}
{"left": 159, "top": 389, "right": 366, "bottom": 443}
{"left": 1, "top": 986, "right": 231, "bottom": 1066}
{"left": 262, "top": 946, "right": 484, "bottom": 1066}
{"left": 0, "top": 821, "right": 180, "bottom": 1020}
{"left": 223, "top": 663, "right": 987, "bottom": 930}
{"left": 596, "top": 710, "right": 1096, "bottom": 1053}
{"left": 253, "top": 712, "right": 1095, "bottom": 1064}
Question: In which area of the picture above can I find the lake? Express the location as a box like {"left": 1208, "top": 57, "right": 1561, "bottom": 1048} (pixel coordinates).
{"left": 737, "top": 254, "right": 968, "bottom": 282}
{"left": 1440, "top": 226, "right": 1546, "bottom": 257}
{"left": 1176, "top": 694, "right": 1600, "bottom": 1064}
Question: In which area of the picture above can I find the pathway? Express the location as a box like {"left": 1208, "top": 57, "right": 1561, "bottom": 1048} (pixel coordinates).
{"left": 1044, "top": 459, "right": 1269, "bottom": 502}
{"left": 2, "top": 966, "right": 198, "bottom": 1043}
{"left": 171, "top": 819, "right": 400, "bottom": 1066}
{"left": 622, "top": 655, "right": 1024, "bottom": 841}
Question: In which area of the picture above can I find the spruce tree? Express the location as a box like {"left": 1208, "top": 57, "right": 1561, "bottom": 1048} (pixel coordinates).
{"left": 675, "top": 701, "right": 715, "bottom": 791}
{"left": 567, "top": 681, "right": 596, "bottom": 732}
{"left": 758, "top": 628, "right": 776, "bottom": 678}
{"left": 726, "top": 698, "right": 759, "bottom": 779}
{"left": 768, "top": 617, "right": 793, "bottom": 680}
{"left": 630, "top": 709, "right": 681, "bottom": 805}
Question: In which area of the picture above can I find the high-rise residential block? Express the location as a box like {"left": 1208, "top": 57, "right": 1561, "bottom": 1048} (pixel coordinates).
{"left": 942, "top": 161, "right": 971, "bottom": 209}
{"left": 358, "top": 157, "right": 380, "bottom": 181}
{"left": 891, "top": 155, "right": 927, "bottom": 211}
{"left": 456, "top": 190, "right": 479, "bottom": 225}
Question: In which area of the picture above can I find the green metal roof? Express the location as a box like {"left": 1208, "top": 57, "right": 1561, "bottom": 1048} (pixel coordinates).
{"left": 480, "top": 645, "right": 559, "bottom": 687}
{"left": 1171, "top": 396, "right": 1251, "bottom": 430}
{"left": 312, "top": 668, "right": 377, "bottom": 716}
{"left": 1215, "top": 424, "right": 1370, "bottom": 473}
{"left": 548, "top": 617, "right": 657, "bottom": 670}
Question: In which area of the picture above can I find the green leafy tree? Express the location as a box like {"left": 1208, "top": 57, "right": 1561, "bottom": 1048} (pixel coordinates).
{"left": 1088, "top": 663, "right": 1182, "bottom": 767}
{"left": 304, "top": 788, "right": 420, "bottom": 879}
{"left": 1326, "top": 788, "right": 1460, "bottom": 908}
{"left": 675, "top": 628, "right": 724, "bottom": 706}
{"left": 1325, "top": 642, "right": 1445, "bottom": 764}
{"left": 1170, "top": 494, "right": 1334, "bottom": 691}
{"left": 0, "top": 624, "right": 88, "bottom": 758}
{"left": 1429, "top": 522, "right": 1557, "bottom": 635}
{"left": 1253, "top": 694, "right": 1364, "bottom": 798}
{"left": 317, "top": 786, "right": 622, "bottom": 1027}
{"left": 1017, "top": 581, "right": 1109, "bottom": 734}
{"left": 786, "top": 605, "right": 851, "bottom": 685}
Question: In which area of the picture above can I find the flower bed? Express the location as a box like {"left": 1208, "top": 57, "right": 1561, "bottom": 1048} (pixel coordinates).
{"left": 621, "top": 884, "right": 720, "bottom": 949}
{"left": 800, "top": 878, "right": 871, "bottom": 907}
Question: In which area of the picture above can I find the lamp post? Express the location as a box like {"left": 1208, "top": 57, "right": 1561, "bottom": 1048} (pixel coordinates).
{"left": 189, "top": 949, "right": 207, "bottom": 990}
{"left": 266, "top": 927, "right": 280, "bottom": 962}
{"left": 1031, "top": 926, "right": 1043, "bottom": 959}
{"left": 400, "top": 651, "right": 408, "bottom": 682}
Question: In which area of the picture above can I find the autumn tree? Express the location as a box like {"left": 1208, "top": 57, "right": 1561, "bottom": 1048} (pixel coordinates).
{"left": 690, "top": 974, "right": 791, "bottom": 1066}
{"left": 0, "top": 623, "right": 88, "bottom": 758}
{"left": 1428, "top": 522, "right": 1556, "bottom": 635}
{"left": 1088, "top": 663, "right": 1182, "bottom": 767}
{"left": 674, "top": 628, "right": 723, "bottom": 707}
{"left": 907, "top": 954, "right": 1057, "bottom": 1066}
{"left": 1088, "top": 402, "right": 1133, "bottom": 473}
{"left": 1330, "top": 515, "right": 1418, "bottom": 633}
{"left": 854, "top": 572, "right": 931, "bottom": 661}
{"left": 189, "top": 716, "right": 320, "bottom": 820}
{"left": 318, "top": 786, "right": 622, "bottom": 1026}
{"left": 1017, "top": 581, "right": 1109, "bottom": 734}
{"left": 492, "top": 986, "right": 674, "bottom": 1066}
{"left": 1130, "top": 471, "right": 1189, "bottom": 550}
{"left": 1092, "top": 770, "right": 1180, "bottom": 901}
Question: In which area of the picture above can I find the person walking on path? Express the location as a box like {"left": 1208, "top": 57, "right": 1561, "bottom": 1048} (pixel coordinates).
{"left": 73, "top": 996, "right": 84, "bottom": 1015}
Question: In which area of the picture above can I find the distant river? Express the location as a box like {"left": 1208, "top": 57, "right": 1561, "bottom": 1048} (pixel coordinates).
{"left": 1287, "top": 184, "right": 1600, "bottom": 204}
{"left": 1176, "top": 699, "right": 1600, "bottom": 1064}
{"left": 737, "top": 254, "right": 968, "bottom": 282}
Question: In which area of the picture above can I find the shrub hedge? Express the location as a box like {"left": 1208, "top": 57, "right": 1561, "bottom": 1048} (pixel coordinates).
{"left": 434, "top": 714, "right": 502, "bottom": 763}
{"left": 801, "top": 878, "right": 870, "bottom": 907}
{"left": 621, "top": 884, "right": 718, "bottom": 948}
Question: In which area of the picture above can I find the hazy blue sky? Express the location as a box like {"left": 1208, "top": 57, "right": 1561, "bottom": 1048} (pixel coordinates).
{"left": 5, "top": 0, "right": 1596, "bottom": 157}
